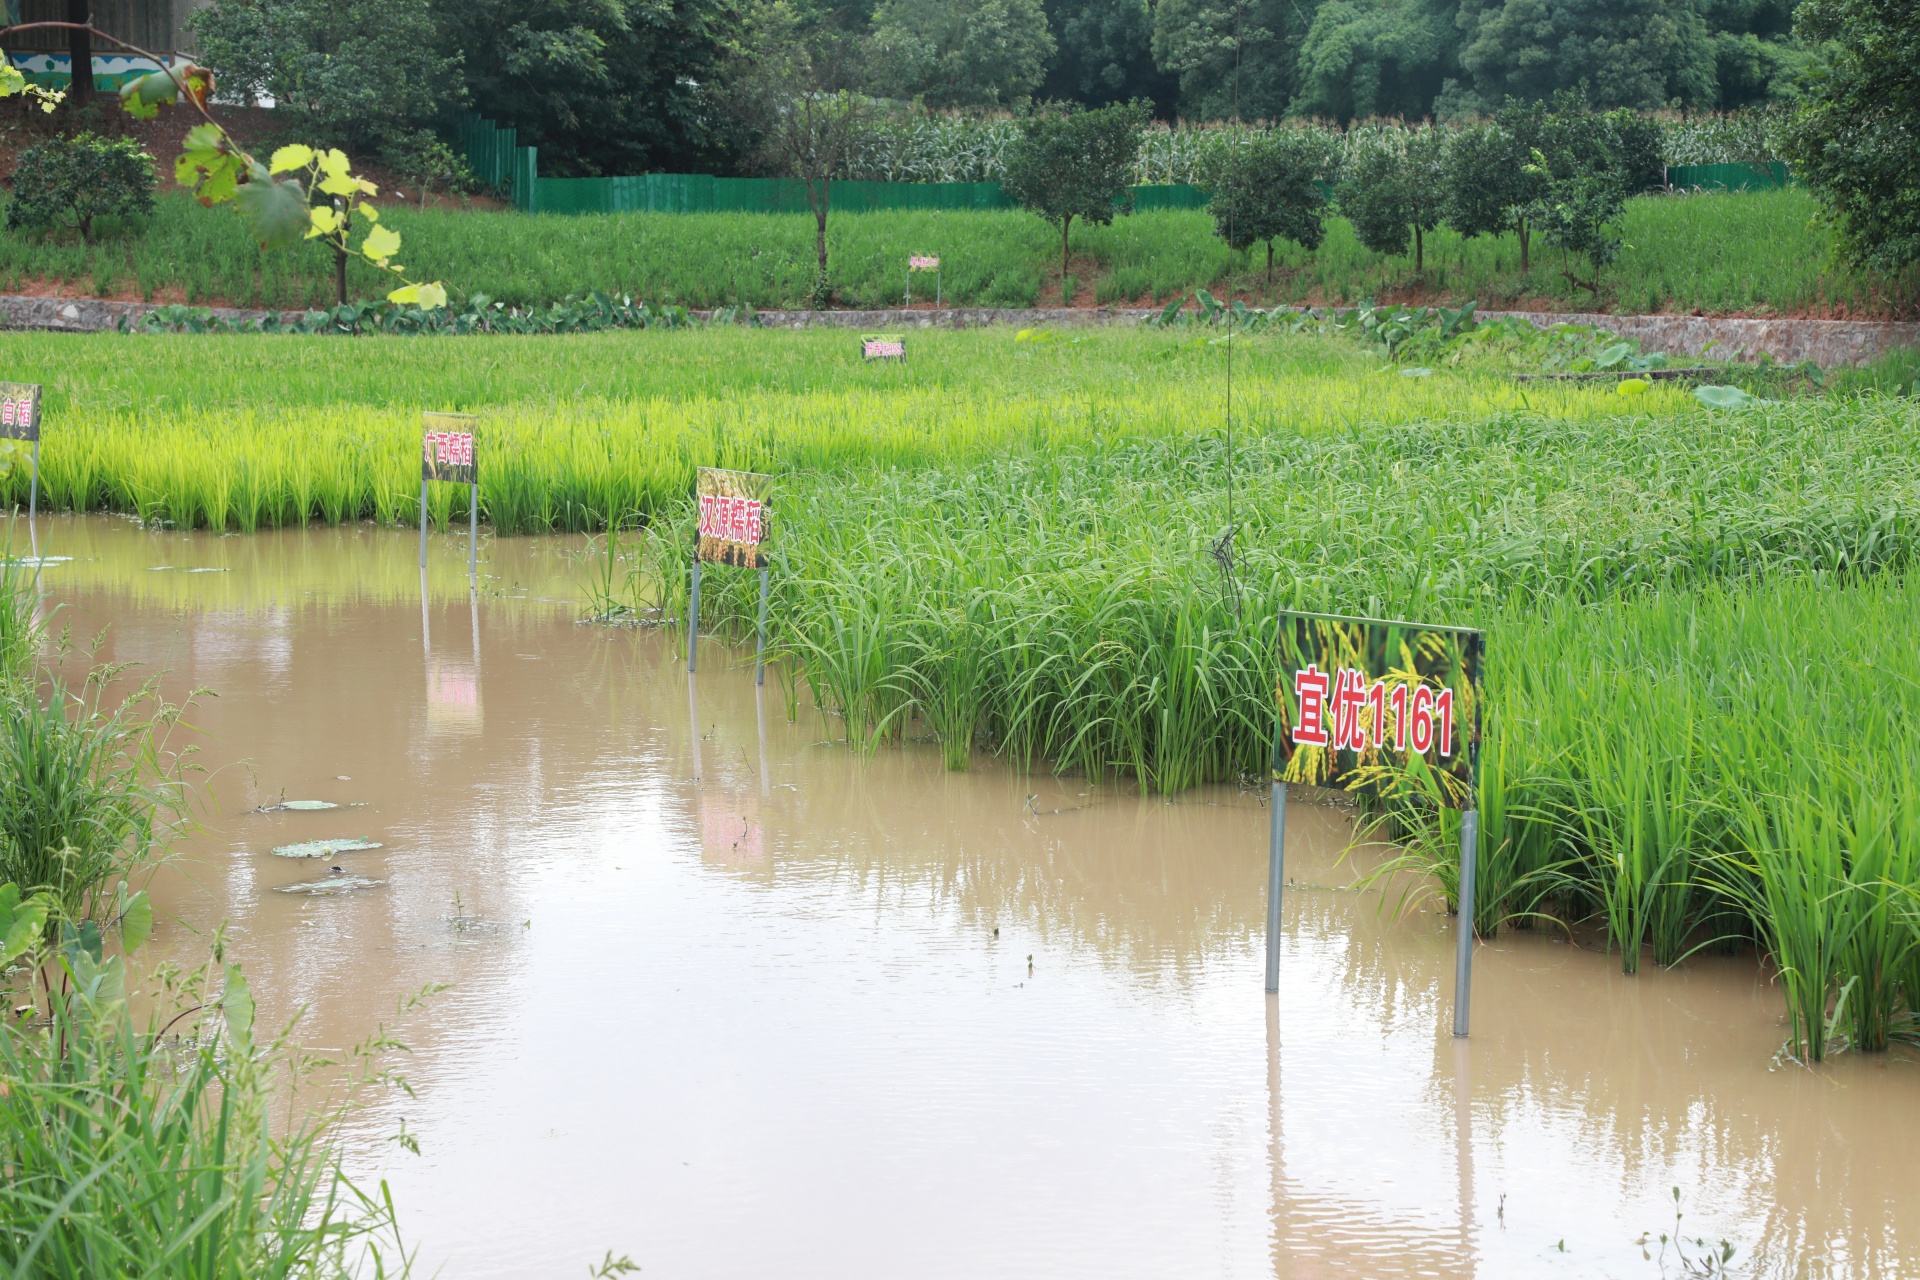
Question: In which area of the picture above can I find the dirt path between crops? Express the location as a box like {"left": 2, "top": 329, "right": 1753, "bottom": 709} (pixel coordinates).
{"left": 27, "top": 512, "right": 1920, "bottom": 1280}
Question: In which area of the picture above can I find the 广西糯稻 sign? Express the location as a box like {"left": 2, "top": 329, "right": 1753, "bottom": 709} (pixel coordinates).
{"left": 862, "top": 335, "right": 906, "bottom": 361}
{"left": 696, "top": 467, "right": 771, "bottom": 569}
{"left": 1273, "top": 610, "right": 1483, "bottom": 808}
{"left": 0, "top": 382, "right": 42, "bottom": 442}
{"left": 422, "top": 412, "right": 477, "bottom": 485}
{"left": 909, "top": 256, "right": 939, "bottom": 272}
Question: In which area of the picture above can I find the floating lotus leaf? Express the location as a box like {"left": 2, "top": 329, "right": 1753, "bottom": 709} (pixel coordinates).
{"left": 269, "top": 837, "right": 381, "bottom": 858}
{"left": 276, "top": 874, "right": 383, "bottom": 895}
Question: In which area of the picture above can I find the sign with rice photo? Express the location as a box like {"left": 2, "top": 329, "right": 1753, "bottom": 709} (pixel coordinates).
{"left": 0, "top": 382, "right": 41, "bottom": 442}
{"left": 1264, "top": 608, "right": 1487, "bottom": 1037}
{"left": 688, "top": 467, "right": 776, "bottom": 681}
{"left": 861, "top": 334, "right": 906, "bottom": 361}
{"left": 1273, "top": 610, "right": 1484, "bottom": 806}
{"left": 422, "top": 411, "right": 478, "bottom": 485}
{"left": 696, "top": 467, "right": 772, "bottom": 569}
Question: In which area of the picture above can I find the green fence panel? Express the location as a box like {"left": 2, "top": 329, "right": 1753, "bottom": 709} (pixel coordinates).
{"left": 1129, "top": 184, "right": 1210, "bottom": 211}
{"left": 457, "top": 117, "right": 1218, "bottom": 216}
{"left": 1666, "top": 162, "right": 1790, "bottom": 192}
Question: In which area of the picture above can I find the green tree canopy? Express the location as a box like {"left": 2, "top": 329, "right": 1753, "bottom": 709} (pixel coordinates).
{"left": 1039, "top": 0, "right": 1177, "bottom": 113}
{"left": 1001, "top": 98, "right": 1148, "bottom": 275}
{"left": 867, "top": 0, "right": 1056, "bottom": 106}
{"left": 432, "top": 0, "right": 743, "bottom": 176}
{"left": 1291, "top": 0, "right": 1452, "bottom": 121}
{"left": 1774, "top": 0, "right": 1920, "bottom": 275}
{"left": 1197, "top": 128, "right": 1331, "bottom": 280}
{"left": 188, "top": 0, "right": 458, "bottom": 159}
{"left": 1452, "top": 0, "right": 1718, "bottom": 112}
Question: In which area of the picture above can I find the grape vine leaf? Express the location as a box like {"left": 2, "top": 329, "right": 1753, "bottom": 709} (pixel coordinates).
{"left": 235, "top": 165, "right": 311, "bottom": 249}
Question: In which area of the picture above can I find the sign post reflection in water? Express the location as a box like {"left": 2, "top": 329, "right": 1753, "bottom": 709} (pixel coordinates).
{"left": 1270, "top": 610, "right": 1485, "bottom": 1035}
{"left": 420, "top": 412, "right": 480, "bottom": 587}
{"left": 690, "top": 467, "right": 773, "bottom": 676}
{"left": 0, "top": 382, "right": 43, "bottom": 560}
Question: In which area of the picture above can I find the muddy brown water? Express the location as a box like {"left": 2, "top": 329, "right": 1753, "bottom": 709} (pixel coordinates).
{"left": 24, "top": 514, "right": 1920, "bottom": 1279}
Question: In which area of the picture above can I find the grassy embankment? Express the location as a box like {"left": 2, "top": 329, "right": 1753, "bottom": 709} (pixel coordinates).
{"left": 3, "top": 323, "right": 1918, "bottom": 1060}
{"left": 0, "top": 187, "right": 1909, "bottom": 317}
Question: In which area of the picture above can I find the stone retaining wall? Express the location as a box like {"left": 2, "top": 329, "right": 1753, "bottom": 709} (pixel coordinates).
{"left": 2, "top": 295, "right": 1913, "bottom": 368}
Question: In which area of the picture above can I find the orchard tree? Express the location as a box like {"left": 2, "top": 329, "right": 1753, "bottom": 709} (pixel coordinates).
{"left": 1002, "top": 98, "right": 1148, "bottom": 279}
{"left": 1774, "top": 0, "right": 1920, "bottom": 275}
{"left": 1339, "top": 128, "right": 1447, "bottom": 270}
{"left": 723, "top": 1, "right": 875, "bottom": 308}
{"left": 1197, "top": 128, "right": 1329, "bottom": 283}
{"left": 1441, "top": 101, "right": 1547, "bottom": 272}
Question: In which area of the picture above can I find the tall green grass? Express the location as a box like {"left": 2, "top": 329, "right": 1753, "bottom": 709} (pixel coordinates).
{"left": 1, "top": 187, "right": 1907, "bottom": 315}
{"left": 0, "top": 961, "right": 412, "bottom": 1279}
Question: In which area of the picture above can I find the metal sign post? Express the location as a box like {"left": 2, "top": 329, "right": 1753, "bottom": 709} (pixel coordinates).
{"left": 420, "top": 412, "right": 480, "bottom": 589}
{"left": 907, "top": 256, "right": 940, "bottom": 308}
{"left": 1269, "top": 609, "right": 1486, "bottom": 1033}
{"left": 692, "top": 467, "right": 774, "bottom": 678}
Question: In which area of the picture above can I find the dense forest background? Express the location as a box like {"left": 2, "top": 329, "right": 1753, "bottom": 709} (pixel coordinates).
{"left": 185, "top": 0, "right": 1804, "bottom": 178}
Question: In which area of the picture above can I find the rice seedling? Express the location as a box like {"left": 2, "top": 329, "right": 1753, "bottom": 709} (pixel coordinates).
{"left": 0, "top": 326, "right": 1706, "bottom": 534}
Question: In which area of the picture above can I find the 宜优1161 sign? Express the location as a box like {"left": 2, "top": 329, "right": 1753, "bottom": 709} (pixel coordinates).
{"left": 862, "top": 334, "right": 905, "bottom": 361}
{"left": 0, "top": 382, "right": 42, "bottom": 442}
{"left": 696, "top": 467, "right": 771, "bottom": 569}
{"left": 423, "top": 411, "right": 477, "bottom": 485}
{"left": 908, "top": 256, "right": 939, "bottom": 272}
{"left": 1273, "top": 610, "right": 1484, "bottom": 808}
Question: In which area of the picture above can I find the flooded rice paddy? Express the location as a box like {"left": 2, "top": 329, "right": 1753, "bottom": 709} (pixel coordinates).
{"left": 31, "top": 515, "right": 1920, "bottom": 1279}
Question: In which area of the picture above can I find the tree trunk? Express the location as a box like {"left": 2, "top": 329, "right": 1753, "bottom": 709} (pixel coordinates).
{"left": 1266, "top": 240, "right": 1274, "bottom": 284}
{"left": 1061, "top": 215, "right": 1072, "bottom": 281}
{"left": 810, "top": 177, "right": 830, "bottom": 307}
{"left": 1415, "top": 225, "right": 1424, "bottom": 273}
{"left": 64, "top": 0, "right": 91, "bottom": 106}
{"left": 335, "top": 243, "right": 348, "bottom": 307}
{"left": 1518, "top": 220, "right": 1530, "bottom": 274}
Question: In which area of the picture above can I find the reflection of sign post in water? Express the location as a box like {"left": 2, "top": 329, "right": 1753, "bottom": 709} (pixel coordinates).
{"left": 861, "top": 334, "right": 906, "bottom": 362}
{"left": 688, "top": 467, "right": 772, "bottom": 682}
{"left": 905, "top": 256, "right": 941, "bottom": 308}
{"left": 1269, "top": 610, "right": 1485, "bottom": 1035}
{"left": 0, "top": 382, "right": 43, "bottom": 552}
{"left": 420, "top": 412, "right": 479, "bottom": 585}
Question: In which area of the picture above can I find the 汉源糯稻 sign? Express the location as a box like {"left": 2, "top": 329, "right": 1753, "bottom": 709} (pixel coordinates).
{"left": 696, "top": 467, "right": 772, "bottom": 569}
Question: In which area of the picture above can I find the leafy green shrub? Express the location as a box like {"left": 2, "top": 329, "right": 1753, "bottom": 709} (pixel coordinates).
{"left": 4, "top": 133, "right": 156, "bottom": 243}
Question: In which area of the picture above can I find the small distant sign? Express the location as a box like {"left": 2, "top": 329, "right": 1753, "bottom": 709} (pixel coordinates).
{"left": 422, "top": 411, "right": 477, "bottom": 485}
{"left": 696, "top": 467, "right": 771, "bottom": 569}
{"left": 0, "top": 382, "right": 42, "bottom": 442}
{"left": 862, "top": 335, "right": 906, "bottom": 361}
{"left": 1273, "top": 610, "right": 1484, "bottom": 808}
{"left": 909, "top": 256, "right": 940, "bottom": 271}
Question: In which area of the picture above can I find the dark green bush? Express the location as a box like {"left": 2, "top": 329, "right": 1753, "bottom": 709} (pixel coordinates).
{"left": 5, "top": 133, "right": 156, "bottom": 243}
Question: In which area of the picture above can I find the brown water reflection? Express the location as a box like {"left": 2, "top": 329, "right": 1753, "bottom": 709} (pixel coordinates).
{"left": 29, "top": 514, "right": 1920, "bottom": 1280}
